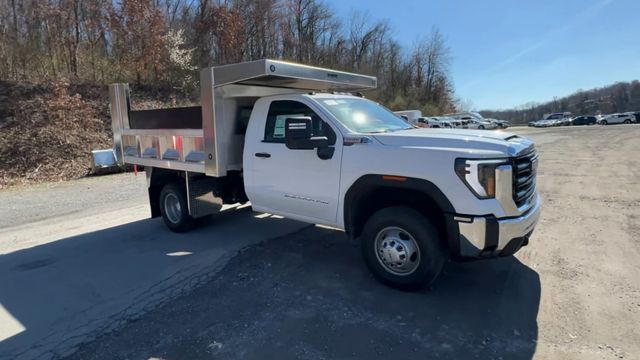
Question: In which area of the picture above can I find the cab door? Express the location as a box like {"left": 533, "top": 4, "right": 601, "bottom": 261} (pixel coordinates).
{"left": 244, "top": 98, "right": 343, "bottom": 224}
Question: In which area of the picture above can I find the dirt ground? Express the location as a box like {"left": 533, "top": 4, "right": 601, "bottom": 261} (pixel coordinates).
{"left": 2, "top": 125, "right": 639, "bottom": 360}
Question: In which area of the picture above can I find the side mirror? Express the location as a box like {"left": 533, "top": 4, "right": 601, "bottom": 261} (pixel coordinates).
{"left": 285, "top": 117, "right": 329, "bottom": 150}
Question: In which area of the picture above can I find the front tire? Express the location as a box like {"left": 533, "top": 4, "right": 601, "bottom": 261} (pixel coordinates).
{"left": 159, "top": 182, "right": 194, "bottom": 233}
{"left": 601, "top": 120, "right": 607, "bottom": 125}
{"left": 361, "top": 207, "right": 447, "bottom": 291}
{"left": 624, "top": 119, "right": 631, "bottom": 124}
{"left": 478, "top": 125, "right": 485, "bottom": 130}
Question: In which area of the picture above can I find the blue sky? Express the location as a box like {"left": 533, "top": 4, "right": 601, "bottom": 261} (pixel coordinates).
{"left": 324, "top": 0, "right": 640, "bottom": 110}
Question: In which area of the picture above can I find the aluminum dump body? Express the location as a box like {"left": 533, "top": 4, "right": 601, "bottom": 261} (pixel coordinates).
{"left": 110, "top": 59, "right": 377, "bottom": 176}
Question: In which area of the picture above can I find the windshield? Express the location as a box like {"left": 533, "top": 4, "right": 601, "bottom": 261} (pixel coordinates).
{"left": 317, "top": 98, "right": 413, "bottom": 133}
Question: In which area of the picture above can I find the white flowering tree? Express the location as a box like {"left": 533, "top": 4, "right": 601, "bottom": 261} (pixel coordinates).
{"left": 166, "top": 29, "right": 197, "bottom": 95}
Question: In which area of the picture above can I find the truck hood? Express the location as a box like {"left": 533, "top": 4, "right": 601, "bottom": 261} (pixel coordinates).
{"left": 372, "top": 128, "right": 533, "bottom": 157}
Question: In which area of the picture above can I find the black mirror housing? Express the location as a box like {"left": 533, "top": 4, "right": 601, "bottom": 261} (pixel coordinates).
{"left": 285, "top": 117, "right": 329, "bottom": 150}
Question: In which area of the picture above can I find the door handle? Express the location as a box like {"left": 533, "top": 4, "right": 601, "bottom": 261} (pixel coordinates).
{"left": 254, "top": 152, "right": 271, "bottom": 158}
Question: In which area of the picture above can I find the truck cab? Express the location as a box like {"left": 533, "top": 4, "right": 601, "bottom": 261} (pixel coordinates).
{"left": 109, "top": 59, "right": 541, "bottom": 290}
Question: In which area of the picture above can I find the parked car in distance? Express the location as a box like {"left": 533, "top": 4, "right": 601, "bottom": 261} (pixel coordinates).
{"left": 394, "top": 110, "right": 422, "bottom": 125}
{"left": 571, "top": 116, "right": 597, "bottom": 126}
{"left": 599, "top": 113, "right": 635, "bottom": 125}
{"left": 531, "top": 119, "right": 555, "bottom": 127}
{"left": 439, "top": 117, "right": 466, "bottom": 128}
{"left": 487, "top": 118, "right": 510, "bottom": 129}
{"left": 624, "top": 112, "right": 640, "bottom": 123}
{"left": 468, "top": 118, "right": 498, "bottom": 129}
{"left": 446, "top": 112, "right": 497, "bottom": 130}
{"left": 544, "top": 112, "right": 573, "bottom": 121}
{"left": 532, "top": 112, "right": 572, "bottom": 127}
{"left": 558, "top": 117, "right": 572, "bottom": 126}
{"left": 431, "top": 116, "right": 456, "bottom": 128}
{"left": 452, "top": 115, "right": 498, "bottom": 130}
{"left": 416, "top": 117, "right": 444, "bottom": 128}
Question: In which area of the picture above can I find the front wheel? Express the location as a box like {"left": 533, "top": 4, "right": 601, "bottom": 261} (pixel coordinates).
{"left": 601, "top": 120, "right": 608, "bottom": 125}
{"left": 478, "top": 125, "right": 485, "bottom": 130}
{"left": 159, "top": 182, "right": 195, "bottom": 233}
{"left": 361, "top": 207, "right": 447, "bottom": 291}
{"left": 624, "top": 119, "right": 631, "bottom": 124}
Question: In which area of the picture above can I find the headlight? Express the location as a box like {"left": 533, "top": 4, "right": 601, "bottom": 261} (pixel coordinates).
{"left": 455, "top": 158, "right": 508, "bottom": 199}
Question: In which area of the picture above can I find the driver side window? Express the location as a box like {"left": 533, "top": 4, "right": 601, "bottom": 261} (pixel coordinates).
{"left": 264, "top": 100, "right": 336, "bottom": 145}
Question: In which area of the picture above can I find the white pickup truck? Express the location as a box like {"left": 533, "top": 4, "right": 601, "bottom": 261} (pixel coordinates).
{"left": 109, "top": 59, "right": 541, "bottom": 290}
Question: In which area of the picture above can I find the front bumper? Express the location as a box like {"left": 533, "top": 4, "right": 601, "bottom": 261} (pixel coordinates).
{"left": 446, "top": 195, "right": 541, "bottom": 259}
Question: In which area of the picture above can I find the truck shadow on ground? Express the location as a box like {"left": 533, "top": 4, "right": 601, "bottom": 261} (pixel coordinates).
{"left": 0, "top": 208, "right": 307, "bottom": 360}
{"left": 68, "top": 224, "right": 541, "bottom": 360}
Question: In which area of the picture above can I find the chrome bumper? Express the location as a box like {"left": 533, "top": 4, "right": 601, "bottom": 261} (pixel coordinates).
{"left": 450, "top": 195, "right": 541, "bottom": 258}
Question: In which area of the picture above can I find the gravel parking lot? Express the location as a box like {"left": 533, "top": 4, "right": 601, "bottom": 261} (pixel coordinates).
{"left": 2, "top": 125, "right": 639, "bottom": 360}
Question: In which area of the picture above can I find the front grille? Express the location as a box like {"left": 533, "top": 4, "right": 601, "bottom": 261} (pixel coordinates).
{"left": 512, "top": 149, "right": 538, "bottom": 207}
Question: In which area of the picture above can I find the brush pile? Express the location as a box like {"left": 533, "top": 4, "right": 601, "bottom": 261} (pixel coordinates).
{"left": 0, "top": 81, "right": 193, "bottom": 188}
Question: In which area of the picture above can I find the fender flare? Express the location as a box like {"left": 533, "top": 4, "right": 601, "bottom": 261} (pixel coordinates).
{"left": 343, "top": 174, "right": 455, "bottom": 238}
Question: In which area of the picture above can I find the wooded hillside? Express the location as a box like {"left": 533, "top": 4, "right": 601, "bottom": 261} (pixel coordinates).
{"left": 481, "top": 80, "right": 640, "bottom": 123}
{"left": 0, "top": 0, "right": 460, "bottom": 187}
{"left": 0, "top": 0, "right": 456, "bottom": 115}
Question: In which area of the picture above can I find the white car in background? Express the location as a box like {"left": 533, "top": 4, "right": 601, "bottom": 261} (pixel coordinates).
{"left": 415, "top": 117, "right": 438, "bottom": 128}
{"left": 434, "top": 117, "right": 456, "bottom": 128}
{"left": 447, "top": 112, "right": 498, "bottom": 130}
{"left": 544, "top": 112, "right": 573, "bottom": 122}
{"left": 558, "top": 117, "right": 572, "bottom": 126}
{"left": 466, "top": 117, "right": 498, "bottom": 130}
{"left": 487, "top": 118, "right": 510, "bottom": 129}
{"left": 394, "top": 110, "right": 422, "bottom": 125}
{"left": 532, "top": 119, "right": 556, "bottom": 127}
{"left": 532, "top": 112, "right": 572, "bottom": 127}
{"left": 417, "top": 117, "right": 455, "bottom": 128}
{"left": 431, "top": 117, "right": 457, "bottom": 128}
{"left": 599, "top": 113, "right": 635, "bottom": 125}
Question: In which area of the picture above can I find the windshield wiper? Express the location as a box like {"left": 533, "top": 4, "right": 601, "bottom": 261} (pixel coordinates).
{"left": 386, "top": 127, "right": 413, "bottom": 132}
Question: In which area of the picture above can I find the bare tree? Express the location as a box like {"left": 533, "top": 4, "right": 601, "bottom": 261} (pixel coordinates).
{"left": 0, "top": 0, "right": 459, "bottom": 114}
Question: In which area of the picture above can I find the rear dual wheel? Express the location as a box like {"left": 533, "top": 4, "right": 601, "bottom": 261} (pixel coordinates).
{"left": 361, "top": 207, "right": 447, "bottom": 291}
{"left": 159, "top": 182, "right": 195, "bottom": 233}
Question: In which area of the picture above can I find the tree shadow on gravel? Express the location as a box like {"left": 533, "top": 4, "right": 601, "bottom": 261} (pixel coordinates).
{"left": 69, "top": 225, "right": 541, "bottom": 360}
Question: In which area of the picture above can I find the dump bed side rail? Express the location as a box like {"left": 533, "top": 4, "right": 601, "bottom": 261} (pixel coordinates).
{"left": 109, "top": 84, "right": 206, "bottom": 173}
{"left": 110, "top": 59, "right": 378, "bottom": 177}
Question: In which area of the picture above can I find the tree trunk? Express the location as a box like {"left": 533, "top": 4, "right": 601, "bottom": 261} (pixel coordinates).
{"left": 10, "top": 0, "right": 20, "bottom": 79}
{"left": 72, "top": 0, "right": 80, "bottom": 78}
